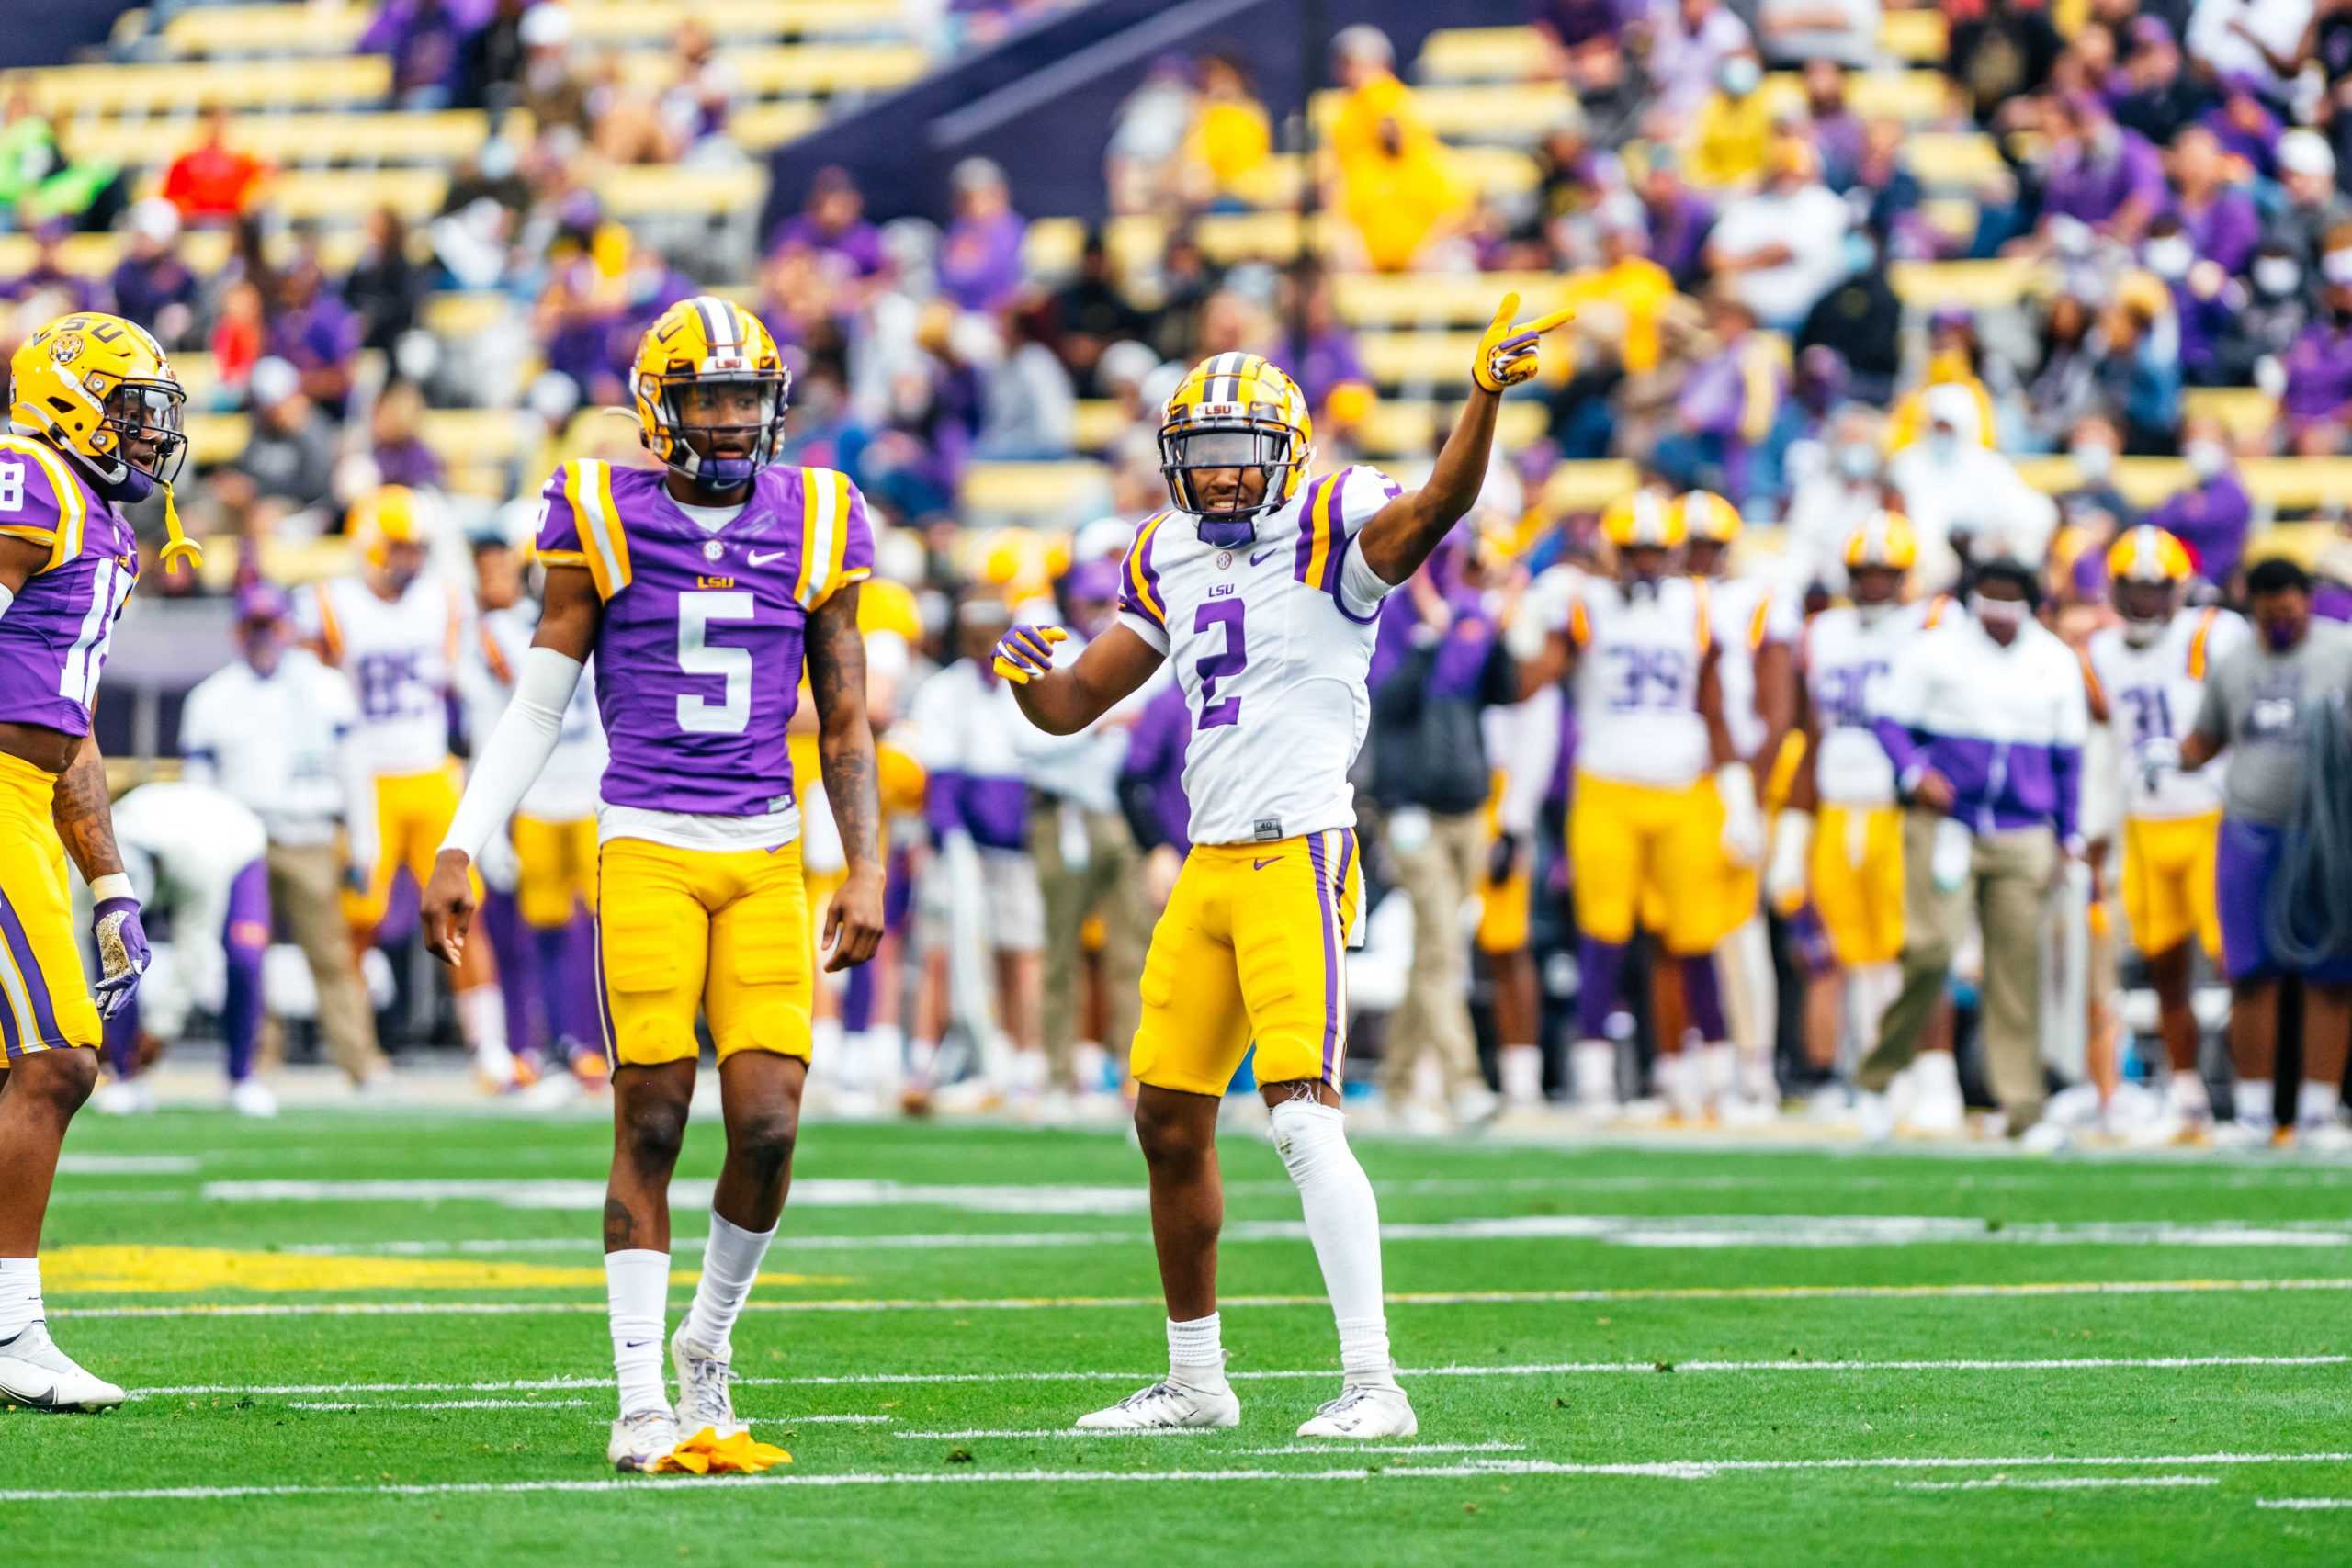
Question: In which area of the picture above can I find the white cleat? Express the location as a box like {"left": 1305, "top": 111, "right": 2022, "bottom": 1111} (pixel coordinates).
{"left": 671, "top": 1327, "right": 746, "bottom": 1439}
{"left": 227, "top": 1078, "right": 279, "bottom": 1119}
{"left": 1856, "top": 1090, "right": 1895, "bottom": 1145}
{"left": 1451, "top": 1084, "right": 1503, "bottom": 1130}
{"left": 1296, "top": 1381, "right": 1417, "bottom": 1439}
{"left": 1074, "top": 1377, "right": 1240, "bottom": 1431}
{"left": 606, "top": 1405, "right": 682, "bottom": 1472}
{"left": 0, "top": 1324, "right": 127, "bottom": 1412}
{"left": 2298, "top": 1121, "right": 2352, "bottom": 1155}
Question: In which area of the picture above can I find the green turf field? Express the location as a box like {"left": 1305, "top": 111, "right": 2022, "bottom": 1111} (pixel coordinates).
{"left": 7, "top": 1109, "right": 2352, "bottom": 1565}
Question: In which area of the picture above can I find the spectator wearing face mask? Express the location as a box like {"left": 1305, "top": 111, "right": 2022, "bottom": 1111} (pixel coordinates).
{"left": 1889, "top": 384, "right": 2059, "bottom": 588}
{"left": 2217, "top": 241, "right": 2312, "bottom": 387}
{"left": 2056, "top": 413, "right": 2139, "bottom": 533}
{"left": 1705, "top": 138, "right": 1850, "bottom": 333}
{"left": 2166, "top": 126, "right": 2261, "bottom": 275}
{"left": 1795, "top": 226, "right": 1902, "bottom": 405}
{"left": 1784, "top": 402, "right": 1893, "bottom": 592}
{"left": 1650, "top": 0, "right": 1757, "bottom": 121}
{"left": 2143, "top": 414, "right": 2252, "bottom": 589}
{"left": 2281, "top": 225, "right": 2352, "bottom": 453}
{"left": 1686, "top": 54, "right": 1774, "bottom": 189}
{"left": 1860, "top": 555, "right": 2090, "bottom": 1139}
{"left": 2143, "top": 215, "right": 2242, "bottom": 386}
{"left": 2265, "top": 130, "right": 2350, "bottom": 280}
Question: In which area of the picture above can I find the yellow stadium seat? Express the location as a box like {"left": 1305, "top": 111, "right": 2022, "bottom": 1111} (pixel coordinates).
{"left": 594, "top": 164, "right": 767, "bottom": 219}
{"left": 1359, "top": 332, "right": 1484, "bottom": 387}
{"left": 62, "top": 111, "right": 490, "bottom": 171}
{"left": 2182, "top": 387, "right": 2280, "bottom": 445}
{"left": 1071, "top": 400, "right": 1135, "bottom": 453}
{"left": 1920, "top": 198, "right": 1982, "bottom": 246}
{"left": 184, "top": 412, "right": 249, "bottom": 467}
{"left": 1846, "top": 70, "right": 1954, "bottom": 123}
{"left": 1878, "top": 8, "right": 1950, "bottom": 62}
{"left": 255, "top": 167, "right": 448, "bottom": 223}
{"left": 1332, "top": 271, "right": 1558, "bottom": 326}
{"left": 1888, "top": 258, "right": 2044, "bottom": 310}
{"left": 1311, "top": 83, "right": 1577, "bottom": 143}
{"left": 419, "top": 409, "right": 532, "bottom": 466}
{"left": 960, "top": 460, "right": 1111, "bottom": 520}
{"left": 1904, "top": 132, "right": 2004, "bottom": 189}
{"left": 1224, "top": 146, "right": 1538, "bottom": 209}
{"left": 617, "top": 43, "right": 926, "bottom": 96}
{"left": 1023, "top": 216, "right": 1087, "bottom": 277}
{"left": 1416, "top": 27, "right": 1545, "bottom": 84}
{"left": 731, "top": 100, "right": 827, "bottom": 151}
{"left": 568, "top": 0, "right": 922, "bottom": 45}
{"left": 1540, "top": 460, "right": 1644, "bottom": 515}
{"left": 158, "top": 4, "right": 369, "bottom": 59}
{"left": 13, "top": 56, "right": 391, "bottom": 116}
{"left": 1351, "top": 398, "right": 1549, "bottom": 456}
{"left": 420, "top": 292, "right": 514, "bottom": 342}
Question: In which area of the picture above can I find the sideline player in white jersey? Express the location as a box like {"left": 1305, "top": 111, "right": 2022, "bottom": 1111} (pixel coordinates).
{"left": 993, "top": 298, "right": 1572, "bottom": 1438}
{"left": 471, "top": 525, "right": 609, "bottom": 1085}
{"left": 1770, "top": 513, "right": 1937, "bottom": 1092}
{"left": 2085, "top": 525, "right": 2248, "bottom": 1141}
{"left": 1679, "top": 491, "right": 1795, "bottom": 1116}
{"left": 1535, "top": 491, "right": 1758, "bottom": 1122}
{"left": 306, "top": 484, "right": 510, "bottom": 1083}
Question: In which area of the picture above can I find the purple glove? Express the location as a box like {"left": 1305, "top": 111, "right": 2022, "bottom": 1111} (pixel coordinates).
{"left": 91, "top": 895, "right": 151, "bottom": 1021}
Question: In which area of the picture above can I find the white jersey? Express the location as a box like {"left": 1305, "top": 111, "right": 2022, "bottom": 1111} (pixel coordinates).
{"left": 1559, "top": 573, "right": 1715, "bottom": 788}
{"left": 1705, "top": 571, "right": 1800, "bottom": 763}
{"left": 2087, "top": 607, "right": 2249, "bottom": 820}
{"left": 305, "top": 574, "right": 470, "bottom": 777}
{"left": 1114, "top": 465, "right": 1402, "bottom": 845}
{"left": 179, "top": 649, "right": 359, "bottom": 849}
{"left": 476, "top": 604, "right": 606, "bottom": 822}
{"left": 1803, "top": 598, "right": 1943, "bottom": 807}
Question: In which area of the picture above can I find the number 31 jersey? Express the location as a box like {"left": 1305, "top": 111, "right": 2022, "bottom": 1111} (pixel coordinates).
{"left": 2086, "top": 607, "right": 2248, "bottom": 820}
{"left": 1115, "top": 465, "right": 1401, "bottom": 846}
{"left": 535, "top": 458, "right": 872, "bottom": 841}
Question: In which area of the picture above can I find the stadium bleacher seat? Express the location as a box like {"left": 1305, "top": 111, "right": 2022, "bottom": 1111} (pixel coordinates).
{"left": 2181, "top": 387, "right": 2281, "bottom": 446}
{"left": 1311, "top": 84, "right": 1577, "bottom": 144}
{"left": 1416, "top": 28, "right": 1543, "bottom": 85}
{"left": 1223, "top": 146, "right": 1539, "bottom": 210}
{"left": 14, "top": 56, "right": 392, "bottom": 117}
{"left": 153, "top": 0, "right": 917, "bottom": 60}
{"left": 1332, "top": 272, "right": 1560, "bottom": 326}
{"left": 62, "top": 110, "right": 493, "bottom": 172}
{"left": 731, "top": 100, "right": 827, "bottom": 151}
{"left": 960, "top": 459, "right": 1110, "bottom": 521}
{"left": 616, "top": 42, "right": 927, "bottom": 97}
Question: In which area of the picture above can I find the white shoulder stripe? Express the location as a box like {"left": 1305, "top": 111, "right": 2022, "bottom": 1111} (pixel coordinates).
{"left": 804, "top": 472, "right": 838, "bottom": 609}
{"left": 574, "top": 460, "right": 622, "bottom": 589}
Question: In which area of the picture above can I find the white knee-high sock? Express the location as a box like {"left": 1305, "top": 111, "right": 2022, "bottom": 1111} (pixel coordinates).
{"left": 605, "top": 1248, "right": 671, "bottom": 1417}
{"left": 681, "top": 1211, "right": 775, "bottom": 1359}
{"left": 458, "top": 985, "right": 513, "bottom": 1077}
{"left": 1270, "top": 1099, "right": 1394, "bottom": 1387}
{"left": 0, "top": 1258, "right": 40, "bottom": 1343}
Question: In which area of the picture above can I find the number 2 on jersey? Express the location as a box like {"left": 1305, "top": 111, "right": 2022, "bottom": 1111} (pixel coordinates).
{"left": 1193, "top": 599, "right": 1247, "bottom": 728}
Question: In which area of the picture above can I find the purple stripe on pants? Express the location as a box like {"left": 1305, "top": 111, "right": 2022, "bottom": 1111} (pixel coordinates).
{"left": 0, "top": 882, "right": 67, "bottom": 1047}
{"left": 481, "top": 889, "right": 541, "bottom": 1057}
{"left": 593, "top": 845, "right": 617, "bottom": 1068}
{"left": 1577, "top": 935, "right": 1629, "bottom": 1041}
{"left": 1679, "top": 953, "right": 1728, "bottom": 1043}
{"left": 1307, "top": 832, "right": 1340, "bottom": 1083}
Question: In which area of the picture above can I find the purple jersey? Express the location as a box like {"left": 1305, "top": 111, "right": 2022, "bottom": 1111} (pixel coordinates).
{"left": 0, "top": 433, "right": 138, "bottom": 738}
{"left": 535, "top": 458, "right": 873, "bottom": 818}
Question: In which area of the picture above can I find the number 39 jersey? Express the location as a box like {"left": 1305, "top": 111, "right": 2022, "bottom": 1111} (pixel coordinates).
{"left": 1559, "top": 573, "right": 1714, "bottom": 789}
{"left": 0, "top": 431, "right": 137, "bottom": 738}
{"left": 535, "top": 457, "right": 873, "bottom": 839}
{"left": 1115, "top": 464, "right": 1402, "bottom": 846}
{"left": 2086, "top": 607, "right": 2249, "bottom": 820}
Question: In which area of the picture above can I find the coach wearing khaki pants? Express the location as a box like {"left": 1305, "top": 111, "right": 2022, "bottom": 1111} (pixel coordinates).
{"left": 1859, "top": 559, "right": 2089, "bottom": 1136}
{"left": 179, "top": 584, "right": 387, "bottom": 1085}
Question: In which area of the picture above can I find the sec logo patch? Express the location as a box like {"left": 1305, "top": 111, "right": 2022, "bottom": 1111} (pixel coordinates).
{"left": 1216, "top": 551, "right": 1233, "bottom": 571}
{"left": 703, "top": 539, "right": 725, "bottom": 562}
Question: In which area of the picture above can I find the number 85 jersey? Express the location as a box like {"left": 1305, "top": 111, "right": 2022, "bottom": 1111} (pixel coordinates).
{"left": 535, "top": 457, "right": 872, "bottom": 837}
{"left": 1115, "top": 465, "right": 1402, "bottom": 846}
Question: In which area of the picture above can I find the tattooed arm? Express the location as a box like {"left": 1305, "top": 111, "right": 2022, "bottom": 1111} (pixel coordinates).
{"left": 52, "top": 732, "right": 126, "bottom": 884}
{"left": 807, "top": 581, "right": 885, "bottom": 972}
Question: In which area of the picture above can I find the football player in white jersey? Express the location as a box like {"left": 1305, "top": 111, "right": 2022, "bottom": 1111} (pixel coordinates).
{"left": 308, "top": 485, "right": 511, "bottom": 1085}
{"left": 1679, "top": 491, "right": 1796, "bottom": 1117}
{"left": 2085, "top": 525, "right": 2249, "bottom": 1141}
{"left": 992, "top": 298, "right": 1571, "bottom": 1438}
{"left": 471, "top": 526, "right": 609, "bottom": 1088}
{"left": 1770, "top": 513, "right": 1937, "bottom": 1095}
{"left": 1534, "top": 491, "right": 1758, "bottom": 1122}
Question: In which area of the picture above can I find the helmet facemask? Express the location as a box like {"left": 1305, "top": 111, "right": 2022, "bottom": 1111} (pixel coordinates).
{"left": 92, "top": 377, "right": 188, "bottom": 499}
{"left": 647, "top": 369, "right": 788, "bottom": 492}
{"left": 1159, "top": 419, "right": 1302, "bottom": 547}
{"left": 2115, "top": 577, "right": 2175, "bottom": 647}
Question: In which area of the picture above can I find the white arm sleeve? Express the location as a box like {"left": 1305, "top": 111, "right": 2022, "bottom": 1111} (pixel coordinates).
{"left": 0, "top": 582, "right": 14, "bottom": 620}
{"left": 438, "top": 647, "right": 585, "bottom": 861}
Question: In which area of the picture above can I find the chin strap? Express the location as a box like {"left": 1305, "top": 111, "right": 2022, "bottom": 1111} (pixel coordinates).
{"left": 157, "top": 480, "right": 203, "bottom": 574}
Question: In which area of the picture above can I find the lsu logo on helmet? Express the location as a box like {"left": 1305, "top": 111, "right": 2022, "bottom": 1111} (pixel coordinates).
{"left": 1159, "top": 353, "right": 1313, "bottom": 540}
{"left": 630, "top": 296, "right": 790, "bottom": 489}
{"left": 10, "top": 312, "right": 187, "bottom": 492}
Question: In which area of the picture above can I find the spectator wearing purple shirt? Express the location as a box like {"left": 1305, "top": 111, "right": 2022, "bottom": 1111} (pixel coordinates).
{"left": 1279, "top": 267, "right": 1374, "bottom": 415}
{"left": 2200, "top": 75, "right": 2282, "bottom": 180}
{"left": 1802, "top": 60, "right": 1868, "bottom": 190}
{"left": 938, "top": 158, "right": 1028, "bottom": 314}
{"left": 368, "top": 379, "right": 447, "bottom": 493}
{"left": 107, "top": 199, "right": 198, "bottom": 348}
{"left": 264, "top": 256, "right": 364, "bottom": 413}
{"left": 1657, "top": 292, "right": 1784, "bottom": 504}
{"left": 2166, "top": 126, "right": 2261, "bottom": 274}
{"left": 1, "top": 219, "right": 96, "bottom": 313}
{"left": 1637, "top": 152, "right": 1714, "bottom": 290}
{"left": 2143, "top": 215, "right": 2242, "bottom": 384}
{"left": 2040, "top": 96, "right": 2165, "bottom": 240}
{"left": 359, "top": 0, "right": 492, "bottom": 109}
{"left": 765, "top": 165, "right": 888, "bottom": 282}
{"left": 1531, "top": 0, "right": 1622, "bottom": 53}
{"left": 2145, "top": 416, "right": 2252, "bottom": 588}
{"left": 1117, "top": 677, "right": 1193, "bottom": 861}
{"left": 1647, "top": 0, "right": 1754, "bottom": 121}
{"left": 2283, "top": 229, "right": 2352, "bottom": 453}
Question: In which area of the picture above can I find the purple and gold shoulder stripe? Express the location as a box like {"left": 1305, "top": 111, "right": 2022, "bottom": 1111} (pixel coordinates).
{"left": 551, "top": 459, "right": 633, "bottom": 600}
{"left": 1121, "top": 511, "right": 1170, "bottom": 630}
{"left": 0, "top": 432, "right": 89, "bottom": 570}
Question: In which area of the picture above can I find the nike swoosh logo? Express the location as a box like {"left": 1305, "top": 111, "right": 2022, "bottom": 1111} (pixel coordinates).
{"left": 622, "top": 1340, "right": 652, "bottom": 1351}
{"left": 0, "top": 1370, "right": 58, "bottom": 1407}
{"left": 746, "top": 549, "right": 790, "bottom": 566}
{"left": 1253, "top": 857, "right": 1280, "bottom": 870}
{"left": 1249, "top": 549, "right": 1278, "bottom": 566}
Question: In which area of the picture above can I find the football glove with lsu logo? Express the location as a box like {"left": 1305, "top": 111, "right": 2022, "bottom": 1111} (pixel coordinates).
{"left": 1471, "top": 292, "right": 1577, "bottom": 394}
{"left": 991, "top": 624, "right": 1067, "bottom": 684}
{"left": 88, "top": 877, "right": 151, "bottom": 1021}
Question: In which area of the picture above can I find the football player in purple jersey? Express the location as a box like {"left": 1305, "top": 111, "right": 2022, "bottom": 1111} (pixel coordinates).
{"left": 0, "top": 312, "right": 199, "bottom": 1412}
{"left": 421, "top": 297, "right": 884, "bottom": 1472}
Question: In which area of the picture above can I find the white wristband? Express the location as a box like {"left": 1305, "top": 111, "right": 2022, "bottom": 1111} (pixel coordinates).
{"left": 89, "top": 873, "right": 134, "bottom": 903}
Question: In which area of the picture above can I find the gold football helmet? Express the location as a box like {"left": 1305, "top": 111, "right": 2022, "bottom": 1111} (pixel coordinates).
{"left": 1159, "top": 352, "right": 1313, "bottom": 543}
{"left": 629, "top": 296, "right": 789, "bottom": 489}
{"left": 10, "top": 311, "right": 198, "bottom": 570}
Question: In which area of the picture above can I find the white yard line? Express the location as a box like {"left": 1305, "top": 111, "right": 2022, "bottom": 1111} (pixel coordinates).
{"left": 1895, "top": 1476, "right": 2217, "bottom": 1492}
{"left": 56, "top": 1156, "right": 201, "bottom": 1176}
{"left": 289, "top": 1399, "right": 593, "bottom": 1412}
{"left": 1238, "top": 1443, "right": 1527, "bottom": 1456}
{"left": 124, "top": 1353, "right": 2349, "bottom": 1402}
{"left": 2, "top": 1452, "right": 2346, "bottom": 1506}
{"left": 2257, "top": 1497, "right": 2352, "bottom": 1509}
{"left": 56, "top": 1277, "right": 2352, "bottom": 1321}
